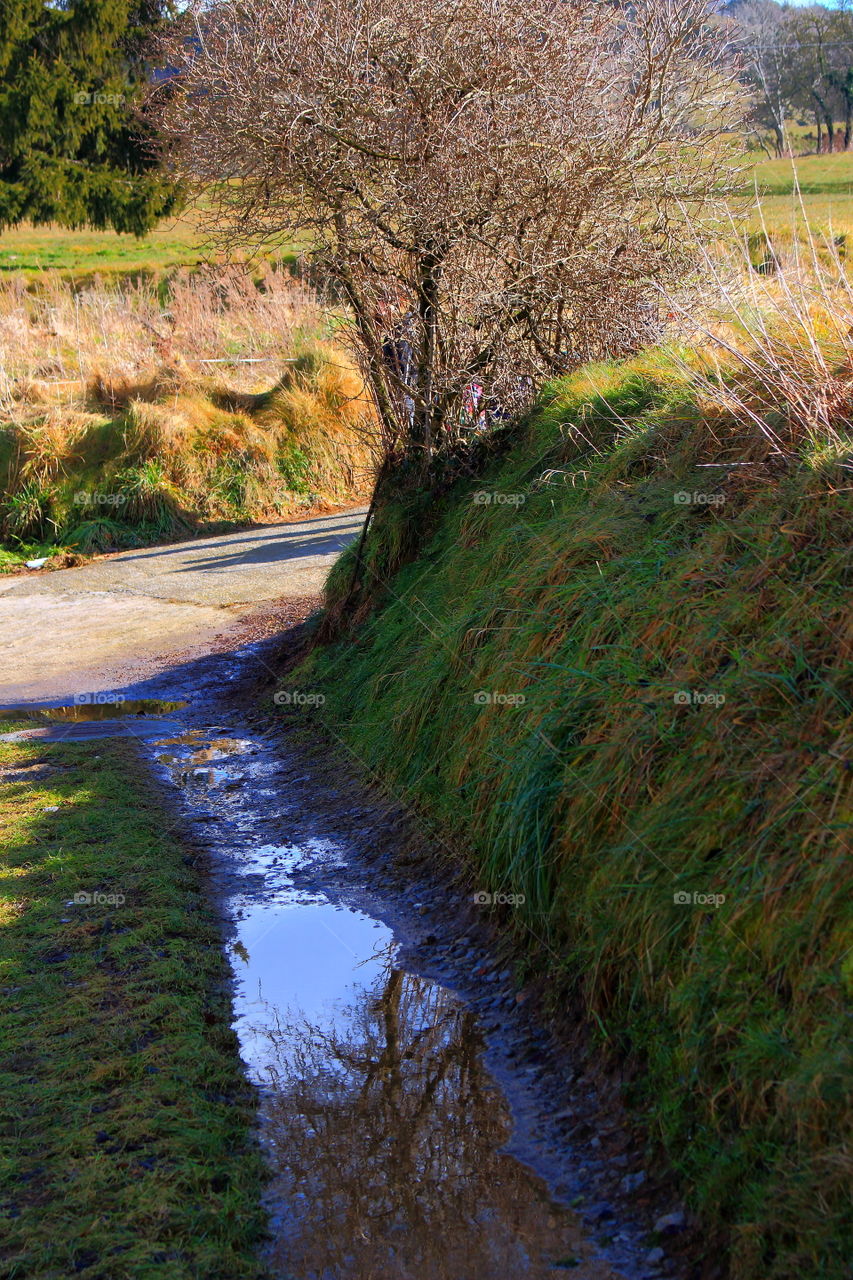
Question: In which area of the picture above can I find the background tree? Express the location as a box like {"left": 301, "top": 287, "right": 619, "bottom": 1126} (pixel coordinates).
{"left": 821, "top": 1, "right": 853, "bottom": 150}
{"left": 156, "top": 0, "right": 743, "bottom": 483}
{"left": 0, "top": 1, "right": 181, "bottom": 234}
{"left": 723, "top": 0, "right": 795, "bottom": 157}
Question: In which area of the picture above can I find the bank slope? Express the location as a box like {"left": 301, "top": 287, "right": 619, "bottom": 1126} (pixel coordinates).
{"left": 300, "top": 352, "right": 852, "bottom": 1280}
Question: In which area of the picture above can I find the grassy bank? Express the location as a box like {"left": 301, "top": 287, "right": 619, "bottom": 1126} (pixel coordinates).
{"left": 297, "top": 336, "right": 852, "bottom": 1276}
{"left": 0, "top": 268, "right": 375, "bottom": 566}
{"left": 0, "top": 732, "right": 267, "bottom": 1279}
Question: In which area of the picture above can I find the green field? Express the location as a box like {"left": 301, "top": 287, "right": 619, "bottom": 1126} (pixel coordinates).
{"left": 0, "top": 213, "right": 303, "bottom": 280}
{"left": 0, "top": 214, "right": 210, "bottom": 278}
{"left": 753, "top": 152, "right": 853, "bottom": 195}
{"left": 743, "top": 154, "right": 853, "bottom": 237}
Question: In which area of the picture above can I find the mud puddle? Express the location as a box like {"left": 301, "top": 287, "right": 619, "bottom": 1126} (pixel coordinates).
{"left": 136, "top": 715, "right": 668, "bottom": 1280}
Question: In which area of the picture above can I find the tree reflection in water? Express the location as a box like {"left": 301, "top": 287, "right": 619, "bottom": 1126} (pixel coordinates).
{"left": 251, "top": 949, "right": 615, "bottom": 1280}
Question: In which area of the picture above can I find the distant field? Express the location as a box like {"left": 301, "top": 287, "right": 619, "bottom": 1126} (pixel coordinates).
{"left": 752, "top": 152, "right": 853, "bottom": 195}
{"left": 739, "top": 154, "right": 853, "bottom": 238}
{"left": 0, "top": 212, "right": 302, "bottom": 280}
{"left": 0, "top": 214, "right": 209, "bottom": 278}
{"left": 748, "top": 193, "right": 853, "bottom": 239}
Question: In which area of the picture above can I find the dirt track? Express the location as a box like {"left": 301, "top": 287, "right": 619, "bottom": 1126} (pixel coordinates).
{"left": 0, "top": 509, "right": 366, "bottom": 704}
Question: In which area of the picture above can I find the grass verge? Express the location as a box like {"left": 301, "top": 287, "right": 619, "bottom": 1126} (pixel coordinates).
{"left": 297, "top": 349, "right": 852, "bottom": 1280}
{"left": 0, "top": 268, "right": 375, "bottom": 562}
{"left": 0, "top": 734, "right": 268, "bottom": 1279}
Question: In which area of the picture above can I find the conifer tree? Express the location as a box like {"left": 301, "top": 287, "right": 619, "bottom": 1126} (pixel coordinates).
{"left": 0, "top": 1, "right": 180, "bottom": 234}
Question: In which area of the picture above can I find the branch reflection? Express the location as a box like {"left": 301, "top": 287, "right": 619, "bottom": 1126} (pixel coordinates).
{"left": 251, "top": 950, "right": 611, "bottom": 1279}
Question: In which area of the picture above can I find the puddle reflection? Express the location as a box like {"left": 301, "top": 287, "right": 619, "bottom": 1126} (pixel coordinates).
{"left": 144, "top": 726, "right": 619, "bottom": 1280}
{"left": 0, "top": 698, "right": 187, "bottom": 722}
{"left": 254, "top": 951, "right": 608, "bottom": 1280}
{"left": 154, "top": 733, "right": 253, "bottom": 785}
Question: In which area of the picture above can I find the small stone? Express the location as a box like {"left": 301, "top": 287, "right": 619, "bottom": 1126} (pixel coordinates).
{"left": 620, "top": 1171, "right": 646, "bottom": 1193}
{"left": 653, "top": 1209, "right": 686, "bottom": 1235}
{"left": 645, "top": 1247, "right": 665, "bottom": 1264}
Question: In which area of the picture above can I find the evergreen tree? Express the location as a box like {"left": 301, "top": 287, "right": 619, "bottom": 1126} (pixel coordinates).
{"left": 0, "top": 1, "right": 180, "bottom": 234}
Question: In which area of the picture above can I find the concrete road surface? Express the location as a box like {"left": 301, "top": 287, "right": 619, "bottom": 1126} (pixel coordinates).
{"left": 0, "top": 509, "right": 366, "bottom": 705}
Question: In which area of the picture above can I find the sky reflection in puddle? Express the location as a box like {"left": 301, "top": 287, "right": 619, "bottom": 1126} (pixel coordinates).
{"left": 148, "top": 729, "right": 620, "bottom": 1280}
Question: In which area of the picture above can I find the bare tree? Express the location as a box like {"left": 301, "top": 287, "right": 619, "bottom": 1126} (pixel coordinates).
{"left": 154, "top": 0, "right": 743, "bottom": 483}
{"left": 787, "top": 5, "right": 845, "bottom": 154}
{"left": 721, "top": 0, "right": 795, "bottom": 157}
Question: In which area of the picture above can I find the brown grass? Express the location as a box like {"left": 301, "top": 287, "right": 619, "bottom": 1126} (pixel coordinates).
{"left": 0, "top": 269, "right": 378, "bottom": 556}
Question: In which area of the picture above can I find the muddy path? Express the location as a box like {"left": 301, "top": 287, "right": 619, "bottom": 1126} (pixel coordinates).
{"left": 1, "top": 611, "right": 698, "bottom": 1280}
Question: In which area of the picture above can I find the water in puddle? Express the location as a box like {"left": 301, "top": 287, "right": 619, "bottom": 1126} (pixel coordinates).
{"left": 0, "top": 698, "right": 187, "bottom": 722}
{"left": 0, "top": 699, "right": 189, "bottom": 741}
{"left": 148, "top": 728, "right": 620, "bottom": 1280}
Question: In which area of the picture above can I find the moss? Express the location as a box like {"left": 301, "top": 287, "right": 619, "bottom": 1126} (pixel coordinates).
{"left": 0, "top": 735, "right": 268, "bottom": 1278}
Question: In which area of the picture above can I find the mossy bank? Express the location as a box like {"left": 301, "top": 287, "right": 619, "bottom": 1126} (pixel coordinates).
{"left": 297, "top": 352, "right": 852, "bottom": 1280}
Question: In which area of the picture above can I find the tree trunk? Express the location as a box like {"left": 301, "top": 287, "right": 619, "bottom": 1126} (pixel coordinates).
{"left": 415, "top": 247, "right": 443, "bottom": 474}
{"left": 815, "top": 106, "right": 823, "bottom": 155}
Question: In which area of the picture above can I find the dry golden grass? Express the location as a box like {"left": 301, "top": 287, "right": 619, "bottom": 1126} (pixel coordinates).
{"left": 0, "top": 264, "right": 322, "bottom": 413}
{"left": 0, "top": 269, "right": 377, "bottom": 558}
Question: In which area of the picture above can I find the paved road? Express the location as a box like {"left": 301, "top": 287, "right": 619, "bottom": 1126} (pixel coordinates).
{"left": 0, "top": 509, "right": 366, "bottom": 705}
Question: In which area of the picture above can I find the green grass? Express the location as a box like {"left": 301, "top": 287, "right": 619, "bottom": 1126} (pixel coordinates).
{"left": 0, "top": 216, "right": 302, "bottom": 282}
{"left": 752, "top": 152, "right": 853, "bottom": 196}
{"left": 0, "top": 735, "right": 268, "bottom": 1279}
{"left": 0, "top": 217, "right": 211, "bottom": 279}
{"left": 299, "top": 353, "right": 853, "bottom": 1280}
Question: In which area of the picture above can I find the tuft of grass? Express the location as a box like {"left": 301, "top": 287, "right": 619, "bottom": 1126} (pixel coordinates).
{"left": 0, "top": 270, "right": 377, "bottom": 558}
{"left": 0, "top": 734, "right": 268, "bottom": 1279}
{"left": 301, "top": 348, "right": 852, "bottom": 1280}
